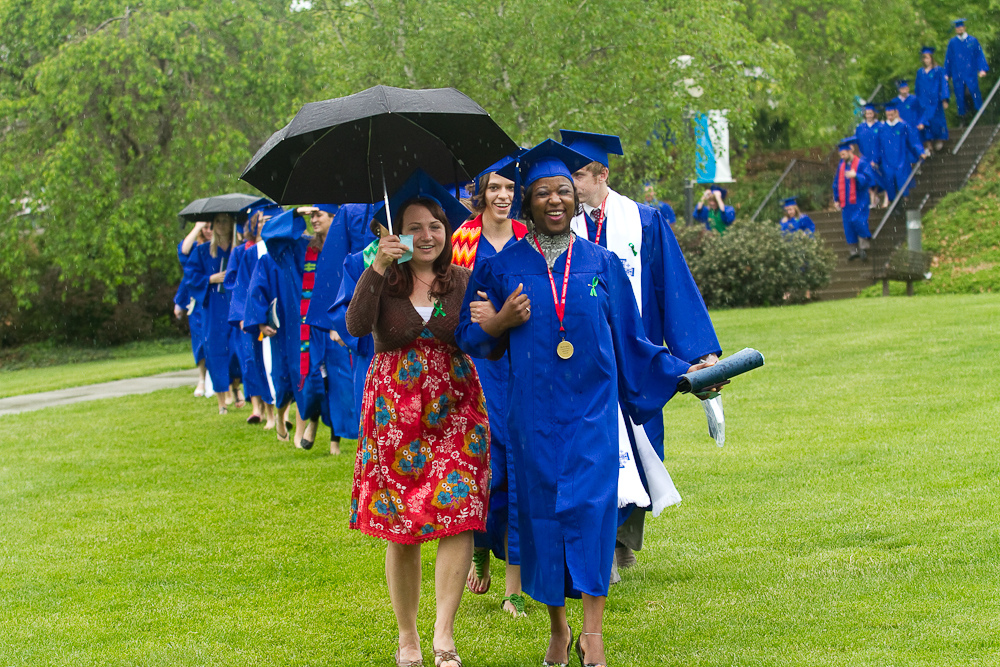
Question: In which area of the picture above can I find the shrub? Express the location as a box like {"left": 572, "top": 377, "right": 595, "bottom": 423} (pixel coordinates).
{"left": 674, "top": 218, "right": 836, "bottom": 308}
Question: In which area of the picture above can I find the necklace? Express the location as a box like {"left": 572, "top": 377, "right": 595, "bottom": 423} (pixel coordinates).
{"left": 412, "top": 272, "right": 445, "bottom": 317}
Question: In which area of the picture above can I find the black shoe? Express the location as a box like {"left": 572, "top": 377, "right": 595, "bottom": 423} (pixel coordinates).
{"left": 847, "top": 252, "right": 861, "bottom": 262}
{"left": 859, "top": 249, "right": 868, "bottom": 261}
{"left": 299, "top": 439, "right": 314, "bottom": 450}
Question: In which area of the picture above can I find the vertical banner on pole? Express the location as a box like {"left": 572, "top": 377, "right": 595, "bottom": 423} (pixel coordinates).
{"left": 695, "top": 110, "right": 733, "bottom": 184}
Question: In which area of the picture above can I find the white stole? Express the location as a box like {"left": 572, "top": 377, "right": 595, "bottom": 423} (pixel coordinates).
{"left": 572, "top": 190, "right": 681, "bottom": 515}
{"left": 256, "top": 240, "right": 278, "bottom": 402}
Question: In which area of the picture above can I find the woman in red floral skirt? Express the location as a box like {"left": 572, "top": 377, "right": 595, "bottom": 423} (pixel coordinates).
{"left": 347, "top": 183, "right": 489, "bottom": 667}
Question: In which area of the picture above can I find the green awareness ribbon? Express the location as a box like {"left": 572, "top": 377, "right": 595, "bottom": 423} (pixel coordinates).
{"left": 433, "top": 299, "right": 446, "bottom": 318}
{"left": 628, "top": 242, "right": 638, "bottom": 256}
{"left": 590, "top": 276, "right": 599, "bottom": 296}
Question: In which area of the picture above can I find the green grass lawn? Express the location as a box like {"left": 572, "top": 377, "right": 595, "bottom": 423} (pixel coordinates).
{"left": 2, "top": 294, "right": 999, "bottom": 666}
{"left": 0, "top": 339, "right": 193, "bottom": 398}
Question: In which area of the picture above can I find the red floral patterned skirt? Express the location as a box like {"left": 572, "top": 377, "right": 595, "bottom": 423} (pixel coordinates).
{"left": 350, "top": 332, "right": 491, "bottom": 543}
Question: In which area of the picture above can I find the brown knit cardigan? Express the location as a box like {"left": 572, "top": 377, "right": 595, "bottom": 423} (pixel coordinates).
{"left": 346, "top": 265, "right": 472, "bottom": 353}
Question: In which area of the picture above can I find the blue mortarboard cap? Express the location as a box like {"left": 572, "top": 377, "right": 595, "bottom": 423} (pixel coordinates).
{"left": 496, "top": 139, "right": 593, "bottom": 191}
{"left": 261, "top": 207, "right": 306, "bottom": 243}
{"left": 896, "top": 79, "right": 909, "bottom": 89}
{"left": 921, "top": 46, "right": 936, "bottom": 55}
{"left": 884, "top": 98, "right": 901, "bottom": 110}
{"left": 239, "top": 197, "right": 274, "bottom": 220}
{"left": 477, "top": 149, "right": 524, "bottom": 183}
{"left": 558, "top": 129, "right": 624, "bottom": 167}
{"left": 838, "top": 136, "right": 859, "bottom": 150}
{"left": 863, "top": 103, "right": 878, "bottom": 111}
{"left": 952, "top": 18, "right": 965, "bottom": 27}
{"left": 314, "top": 204, "right": 339, "bottom": 217}
{"left": 710, "top": 185, "right": 728, "bottom": 200}
{"left": 373, "top": 168, "right": 470, "bottom": 234}
{"left": 781, "top": 197, "right": 798, "bottom": 207}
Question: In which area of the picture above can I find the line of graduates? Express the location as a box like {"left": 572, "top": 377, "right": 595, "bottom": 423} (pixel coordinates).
{"left": 174, "top": 130, "right": 723, "bottom": 666}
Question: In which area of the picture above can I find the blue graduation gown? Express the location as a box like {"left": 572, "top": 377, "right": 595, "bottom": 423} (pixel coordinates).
{"left": 333, "top": 203, "right": 380, "bottom": 254}
{"left": 188, "top": 243, "right": 241, "bottom": 390}
{"left": 832, "top": 158, "right": 876, "bottom": 243}
{"left": 854, "top": 121, "right": 886, "bottom": 190}
{"left": 946, "top": 34, "right": 990, "bottom": 116}
{"left": 896, "top": 95, "right": 923, "bottom": 130}
{"left": 328, "top": 250, "right": 373, "bottom": 432}
{"left": 224, "top": 243, "right": 272, "bottom": 403}
{"left": 466, "top": 233, "right": 521, "bottom": 563}
{"left": 878, "top": 120, "right": 924, "bottom": 200}
{"left": 457, "top": 238, "right": 691, "bottom": 605}
{"left": 578, "top": 204, "right": 721, "bottom": 456}
{"left": 915, "top": 66, "right": 950, "bottom": 141}
{"left": 305, "top": 211, "right": 368, "bottom": 438}
{"left": 243, "top": 233, "right": 326, "bottom": 420}
{"left": 780, "top": 215, "right": 815, "bottom": 236}
{"left": 176, "top": 241, "right": 205, "bottom": 365}
{"left": 652, "top": 200, "right": 676, "bottom": 224}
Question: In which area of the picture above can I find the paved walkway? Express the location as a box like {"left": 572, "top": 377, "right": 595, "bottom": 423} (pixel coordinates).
{"left": 0, "top": 369, "right": 200, "bottom": 416}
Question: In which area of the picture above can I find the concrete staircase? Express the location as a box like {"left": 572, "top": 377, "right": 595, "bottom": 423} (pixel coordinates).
{"left": 813, "top": 123, "right": 999, "bottom": 300}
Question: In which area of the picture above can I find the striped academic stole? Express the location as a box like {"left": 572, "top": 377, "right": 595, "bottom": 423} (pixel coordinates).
{"left": 451, "top": 215, "right": 528, "bottom": 270}
{"left": 298, "top": 246, "right": 319, "bottom": 388}
{"left": 837, "top": 156, "right": 860, "bottom": 206}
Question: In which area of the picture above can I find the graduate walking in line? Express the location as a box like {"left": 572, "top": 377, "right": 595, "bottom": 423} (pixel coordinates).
{"left": 452, "top": 154, "right": 532, "bottom": 617}
{"left": 945, "top": 19, "right": 990, "bottom": 124}
{"left": 832, "top": 137, "right": 877, "bottom": 261}
{"left": 559, "top": 129, "right": 721, "bottom": 580}
{"left": 306, "top": 203, "right": 378, "bottom": 454}
{"left": 916, "top": 46, "right": 950, "bottom": 151}
{"left": 188, "top": 213, "right": 243, "bottom": 414}
{"left": 779, "top": 197, "right": 815, "bottom": 236}
{"left": 243, "top": 207, "right": 330, "bottom": 447}
{"left": 642, "top": 182, "right": 676, "bottom": 224}
{"left": 458, "top": 140, "right": 717, "bottom": 667}
{"left": 224, "top": 203, "right": 282, "bottom": 428}
{"left": 855, "top": 104, "right": 888, "bottom": 208}
{"left": 693, "top": 185, "right": 736, "bottom": 233}
{"left": 895, "top": 79, "right": 923, "bottom": 131}
{"left": 174, "top": 221, "right": 212, "bottom": 396}
{"left": 346, "top": 172, "right": 489, "bottom": 667}
{"left": 878, "top": 99, "right": 930, "bottom": 203}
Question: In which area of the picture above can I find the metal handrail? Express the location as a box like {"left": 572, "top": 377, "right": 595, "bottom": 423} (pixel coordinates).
{"left": 749, "top": 159, "right": 796, "bottom": 222}
{"left": 959, "top": 121, "right": 1000, "bottom": 189}
{"left": 865, "top": 83, "right": 883, "bottom": 105}
{"left": 952, "top": 75, "right": 1000, "bottom": 155}
{"left": 872, "top": 158, "right": 924, "bottom": 239}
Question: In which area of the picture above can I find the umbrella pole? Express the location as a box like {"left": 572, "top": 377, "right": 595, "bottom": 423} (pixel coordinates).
{"left": 380, "top": 161, "right": 393, "bottom": 235}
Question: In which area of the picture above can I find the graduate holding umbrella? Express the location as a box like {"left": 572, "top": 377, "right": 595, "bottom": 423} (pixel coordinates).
{"left": 457, "top": 140, "right": 717, "bottom": 667}
{"left": 346, "top": 170, "right": 490, "bottom": 667}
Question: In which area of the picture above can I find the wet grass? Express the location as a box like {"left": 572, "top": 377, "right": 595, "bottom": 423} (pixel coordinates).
{"left": 1, "top": 294, "right": 998, "bottom": 665}
{"left": 0, "top": 339, "right": 193, "bottom": 398}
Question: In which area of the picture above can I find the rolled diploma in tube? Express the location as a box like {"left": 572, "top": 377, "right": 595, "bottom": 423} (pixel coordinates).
{"left": 678, "top": 347, "right": 765, "bottom": 393}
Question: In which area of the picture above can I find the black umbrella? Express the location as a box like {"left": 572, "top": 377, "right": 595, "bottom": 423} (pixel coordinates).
{"left": 239, "top": 85, "right": 518, "bottom": 213}
{"left": 177, "top": 193, "right": 265, "bottom": 223}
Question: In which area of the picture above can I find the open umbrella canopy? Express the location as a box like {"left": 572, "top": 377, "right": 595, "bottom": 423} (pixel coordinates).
{"left": 178, "top": 193, "right": 265, "bottom": 223}
{"left": 240, "top": 85, "right": 518, "bottom": 205}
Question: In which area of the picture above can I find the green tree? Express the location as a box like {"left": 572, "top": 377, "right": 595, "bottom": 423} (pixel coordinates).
{"left": 0, "top": 0, "right": 316, "bottom": 310}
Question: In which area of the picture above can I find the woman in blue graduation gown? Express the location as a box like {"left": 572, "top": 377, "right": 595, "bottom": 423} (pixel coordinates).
{"left": 243, "top": 208, "right": 327, "bottom": 447}
{"left": 915, "top": 46, "right": 950, "bottom": 151}
{"left": 457, "top": 140, "right": 702, "bottom": 667}
{"left": 452, "top": 156, "right": 530, "bottom": 615}
{"left": 175, "top": 221, "right": 212, "bottom": 396}
{"left": 188, "top": 213, "right": 243, "bottom": 414}
{"left": 779, "top": 198, "right": 815, "bottom": 236}
{"left": 224, "top": 205, "right": 279, "bottom": 427}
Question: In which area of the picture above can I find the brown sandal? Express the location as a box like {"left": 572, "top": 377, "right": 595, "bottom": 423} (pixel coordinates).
{"left": 433, "top": 648, "right": 462, "bottom": 667}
